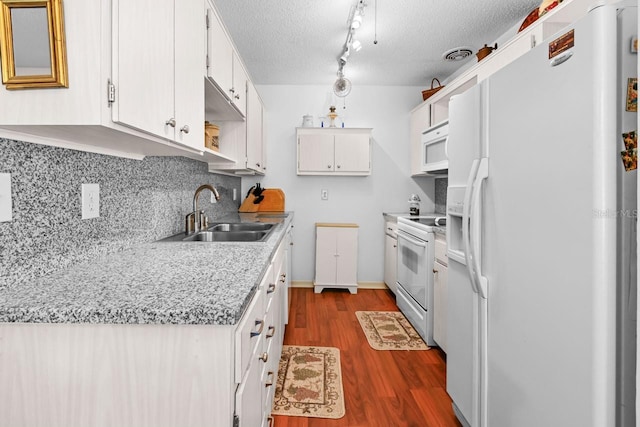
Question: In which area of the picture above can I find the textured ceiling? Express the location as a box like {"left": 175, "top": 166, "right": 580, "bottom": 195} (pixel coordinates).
{"left": 212, "top": 0, "right": 541, "bottom": 87}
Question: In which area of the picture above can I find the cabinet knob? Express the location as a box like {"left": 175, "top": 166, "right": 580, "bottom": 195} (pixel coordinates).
{"left": 337, "top": 165, "right": 341, "bottom": 169}
{"left": 259, "top": 352, "right": 269, "bottom": 363}
{"left": 393, "top": 244, "right": 397, "bottom": 248}
{"left": 267, "top": 283, "right": 276, "bottom": 294}
{"left": 433, "top": 269, "right": 438, "bottom": 274}
{"left": 165, "top": 118, "right": 176, "bottom": 128}
{"left": 327, "top": 165, "right": 331, "bottom": 169}
{"left": 234, "top": 94, "right": 240, "bottom": 100}
{"left": 180, "top": 125, "right": 190, "bottom": 134}
{"left": 256, "top": 163, "right": 261, "bottom": 167}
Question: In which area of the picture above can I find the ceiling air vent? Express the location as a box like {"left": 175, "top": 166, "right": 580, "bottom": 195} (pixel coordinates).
{"left": 442, "top": 47, "right": 473, "bottom": 61}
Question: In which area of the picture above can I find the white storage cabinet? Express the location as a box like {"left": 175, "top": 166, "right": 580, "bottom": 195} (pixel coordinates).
{"left": 297, "top": 128, "right": 372, "bottom": 175}
{"left": 314, "top": 223, "right": 359, "bottom": 294}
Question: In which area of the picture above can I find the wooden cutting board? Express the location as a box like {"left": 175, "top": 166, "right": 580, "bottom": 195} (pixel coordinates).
{"left": 258, "top": 189, "right": 285, "bottom": 212}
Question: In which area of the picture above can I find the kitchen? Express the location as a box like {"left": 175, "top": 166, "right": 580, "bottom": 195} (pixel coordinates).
{"left": 0, "top": 0, "right": 637, "bottom": 426}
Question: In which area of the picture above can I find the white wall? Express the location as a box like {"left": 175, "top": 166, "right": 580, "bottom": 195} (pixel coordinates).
{"left": 246, "top": 84, "right": 433, "bottom": 284}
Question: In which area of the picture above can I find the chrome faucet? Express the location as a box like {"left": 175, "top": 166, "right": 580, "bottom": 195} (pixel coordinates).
{"left": 185, "top": 184, "right": 221, "bottom": 234}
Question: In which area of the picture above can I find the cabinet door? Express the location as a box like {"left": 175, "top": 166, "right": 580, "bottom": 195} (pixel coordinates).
{"left": 246, "top": 83, "right": 264, "bottom": 172}
{"left": 335, "top": 227, "right": 358, "bottom": 286}
{"left": 174, "top": 0, "right": 204, "bottom": 150}
{"left": 433, "top": 260, "right": 448, "bottom": 353}
{"left": 315, "top": 227, "right": 337, "bottom": 284}
{"left": 232, "top": 53, "right": 248, "bottom": 116}
{"left": 112, "top": 0, "right": 174, "bottom": 140}
{"left": 384, "top": 232, "right": 398, "bottom": 294}
{"left": 298, "top": 134, "right": 335, "bottom": 172}
{"left": 236, "top": 352, "right": 264, "bottom": 427}
{"left": 334, "top": 133, "right": 370, "bottom": 173}
{"left": 206, "top": 4, "right": 234, "bottom": 99}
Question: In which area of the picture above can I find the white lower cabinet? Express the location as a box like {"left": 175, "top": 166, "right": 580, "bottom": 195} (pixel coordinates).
{"left": 0, "top": 233, "right": 291, "bottom": 427}
{"left": 383, "top": 220, "right": 398, "bottom": 294}
{"left": 432, "top": 233, "right": 448, "bottom": 352}
{"left": 235, "top": 236, "right": 288, "bottom": 427}
{"left": 314, "top": 223, "right": 359, "bottom": 294}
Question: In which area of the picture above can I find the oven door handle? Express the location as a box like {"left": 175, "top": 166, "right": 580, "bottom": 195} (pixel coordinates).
{"left": 397, "top": 229, "right": 427, "bottom": 248}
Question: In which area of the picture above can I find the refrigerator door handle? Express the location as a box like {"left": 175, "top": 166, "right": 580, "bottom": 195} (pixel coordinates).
{"left": 470, "top": 158, "right": 489, "bottom": 299}
{"left": 463, "top": 159, "right": 480, "bottom": 294}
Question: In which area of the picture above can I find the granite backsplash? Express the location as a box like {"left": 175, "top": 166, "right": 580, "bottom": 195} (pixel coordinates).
{"left": 435, "top": 178, "right": 447, "bottom": 214}
{"left": 0, "top": 138, "right": 241, "bottom": 287}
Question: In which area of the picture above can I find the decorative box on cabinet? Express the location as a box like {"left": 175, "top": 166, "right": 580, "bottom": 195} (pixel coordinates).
{"left": 314, "top": 223, "right": 359, "bottom": 294}
{"left": 297, "top": 128, "right": 372, "bottom": 176}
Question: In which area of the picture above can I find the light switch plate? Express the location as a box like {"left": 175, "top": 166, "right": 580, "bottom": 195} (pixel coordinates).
{"left": 81, "top": 183, "right": 100, "bottom": 219}
{"left": 0, "top": 173, "right": 12, "bottom": 222}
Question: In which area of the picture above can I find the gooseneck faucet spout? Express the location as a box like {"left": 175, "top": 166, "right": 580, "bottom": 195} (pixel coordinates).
{"left": 186, "top": 184, "right": 221, "bottom": 234}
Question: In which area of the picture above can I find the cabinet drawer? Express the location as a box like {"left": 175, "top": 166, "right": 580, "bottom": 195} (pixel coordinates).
{"left": 235, "top": 285, "right": 266, "bottom": 383}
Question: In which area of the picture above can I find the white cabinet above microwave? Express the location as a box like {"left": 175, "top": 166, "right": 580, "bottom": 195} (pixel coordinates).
{"left": 421, "top": 120, "right": 448, "bottom": 176}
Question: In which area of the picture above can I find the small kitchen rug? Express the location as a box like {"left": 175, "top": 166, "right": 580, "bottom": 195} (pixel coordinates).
{"left": 272, "top": 345, "right": 345, "bottom": 419}
{"left": 355, "top": 311, "right": 430, "bottom": 351}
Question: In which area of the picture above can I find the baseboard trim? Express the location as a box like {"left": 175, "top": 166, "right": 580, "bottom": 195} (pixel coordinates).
{"left": 291, "top": 281, "right": 389, "bottom": 290}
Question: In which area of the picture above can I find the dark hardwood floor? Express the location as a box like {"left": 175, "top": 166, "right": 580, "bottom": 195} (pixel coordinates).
{"left": 273, "top": 287, "right": 462, "bottom": 427}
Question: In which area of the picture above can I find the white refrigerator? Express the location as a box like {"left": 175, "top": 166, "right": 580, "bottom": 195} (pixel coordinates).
{"left": 446, "top": 3, "right": 637, "bottom": 427}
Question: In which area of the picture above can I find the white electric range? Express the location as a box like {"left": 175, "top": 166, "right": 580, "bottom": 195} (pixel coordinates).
{"left": 396, "top": 215, "right": 446, "bottom": 345}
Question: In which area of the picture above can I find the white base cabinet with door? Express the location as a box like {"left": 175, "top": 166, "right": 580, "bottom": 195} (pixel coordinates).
{"left": 297, "top": 128, "right": 372, "bottom": 175}
{"left": 314, "top": 223, "right": 359, "bottom": 294}
{"left": 383, "top": 220, "right": 398, "bottom": 294}
{"left": 432, "top": 232, "right": 448, "bottom": 352}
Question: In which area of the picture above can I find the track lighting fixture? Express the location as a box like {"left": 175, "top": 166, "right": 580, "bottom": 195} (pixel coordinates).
{"left": 333, "top": 0, "right": 366, "bottom": 97}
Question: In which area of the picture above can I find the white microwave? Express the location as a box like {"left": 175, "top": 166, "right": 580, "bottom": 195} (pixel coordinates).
{"left": 421, "top": 120, "right": 449, "bottom": 175}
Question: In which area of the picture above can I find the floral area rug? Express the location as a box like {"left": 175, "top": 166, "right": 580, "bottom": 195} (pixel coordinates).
{"left": 355, "top": 311, "right": 430, "bottom": 350}
{"left": 272, "top": 345, "right": 345, "bottom": 419}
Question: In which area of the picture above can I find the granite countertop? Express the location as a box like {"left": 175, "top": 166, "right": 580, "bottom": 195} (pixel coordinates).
{"left": 0, "top": 212, "right": 293, "bottom": 326}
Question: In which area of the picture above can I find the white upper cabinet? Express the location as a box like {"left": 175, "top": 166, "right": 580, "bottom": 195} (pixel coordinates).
{"left": 112, "top": 0, "right": 204, "bottom": 151}
{"left": 0, "top": 0, "right": 206, "bottom": 159}
{"left": 204, "top": 0, "right": 247, "bottom": 119}
{"left": 206, "top": 6, "right": 233, "bottom": 99}
{"left": 297, "top": 128, "right": 372, "bottom": 176}
{"left": 246, "top": 83, "right": 265, "bottom": 173}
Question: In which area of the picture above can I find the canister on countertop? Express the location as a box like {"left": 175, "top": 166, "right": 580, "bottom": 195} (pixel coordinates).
{"left": 408, "top": 194, "right": 421, "bottom": 216}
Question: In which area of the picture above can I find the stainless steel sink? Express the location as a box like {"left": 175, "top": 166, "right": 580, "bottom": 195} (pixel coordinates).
{"left": 158, "top": 221, "right": 278, "bottom": 243}
{"left": 183, "top": 230, "right": 269, "bottom": 242}
{"left": 209, "top": 223, "right": 274, "bottom": 232}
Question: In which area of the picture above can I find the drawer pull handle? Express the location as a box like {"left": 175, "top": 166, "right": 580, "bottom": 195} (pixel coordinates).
{"left": 259, "top": 352, "right": 269, "bottom": 363}
{"left": 250, "top": 319, "right": 264, "bottom": 337}
{"left": 267, "top": 283, "right": 276, "bottom": 294}
{"left": 265, "top": 371, "right": 275, "bottom": 387}
{"left": 266, "top": 326, "right": 276, "bottom": 338}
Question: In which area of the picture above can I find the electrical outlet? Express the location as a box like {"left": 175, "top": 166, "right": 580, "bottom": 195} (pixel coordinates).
{"left": 321, "top": 189, "right": 328, "bottom": 200}
{"left": 81, "top": 183, "right": 100, "bottom": 219}
{"left": 0, "top": 173, "right": 12, "bottom": 222}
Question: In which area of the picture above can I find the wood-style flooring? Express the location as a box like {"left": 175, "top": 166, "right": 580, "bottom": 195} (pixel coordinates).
{"left": 273, "top": 287, "right": 462, "bottom": 427}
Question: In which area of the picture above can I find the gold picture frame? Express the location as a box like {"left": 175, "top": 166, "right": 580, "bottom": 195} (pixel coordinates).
{"left": 0, "top": 0, "right": 68, "bottom": 89}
